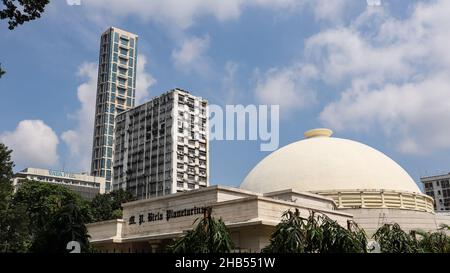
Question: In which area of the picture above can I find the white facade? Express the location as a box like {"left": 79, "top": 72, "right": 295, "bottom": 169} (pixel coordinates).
{"left": 241, "top": 128, "right": 434, "bottom": 213}
{"left": 87, "top": 185, "right": 351, "bottom": 253}
{"left": 113, "top": 88, "right": 209, "bottom": 200}
{"left": 13, "top": 167, "right": 106, "bottom": 200}
{"left": 421, "top": 173, "right": 450, "bottom": 211}
{"left": 87, "top": 128, "right": 450, "bottom": 252}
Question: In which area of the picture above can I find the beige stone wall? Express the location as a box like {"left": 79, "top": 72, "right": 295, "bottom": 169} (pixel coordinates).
{"left": 87, "top": 219, "right": 123, "bottom": 242}
{"left": 88, "top": 186, "right": 353, "bottom": 252}
{"left": 343, "top": 208, "right": 450, "bottom": 237}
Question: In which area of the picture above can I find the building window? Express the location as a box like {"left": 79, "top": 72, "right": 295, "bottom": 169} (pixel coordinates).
{"left": 118, "top": 67, "right": 127, "bottom": 75}
{"left": 120, "top": 37, "right": 128, "bottom": 46}
{"left": 120, "top": 48, "right": 128, "bottom": 56}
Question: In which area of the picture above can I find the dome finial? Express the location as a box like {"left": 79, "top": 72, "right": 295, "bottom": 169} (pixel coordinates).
{"left": 304, "top": 128, "right": 333, "bottom": 138}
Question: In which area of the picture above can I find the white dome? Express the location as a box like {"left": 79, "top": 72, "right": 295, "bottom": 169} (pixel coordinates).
{"left": 240, "top": 129, "right": 420, "bottom": 194}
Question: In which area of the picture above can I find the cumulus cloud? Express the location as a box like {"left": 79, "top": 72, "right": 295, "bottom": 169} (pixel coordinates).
{"left": 254, "top": 64, "right": 318, "bottom": 115}
{"left": 171, "top": 35, "right": 210, "bottom": 74}
{"left": 320, "top": 75, "right": 450, "bottom": 155}
{"left": 252, "top": 0, "right": 450, "bottom": 155}
{"left": 0, "top": 120, "right": 59, "bottom": 168}
{"left": 311, "top": 0, "right": 357, "bottom": 22}
{"left": 312, "top": 0, "right": 450, "bottom": 154}
{"left": 81, "top": 0, "right": 300, "bottom": 29}
{"left": 78, "top": 0, "right": 354, "bottom": 30}
{"left": 61, "top": 55, "right": 155, "bottom": 171}
{"left": 135, "top": 54, "right": 157, "bottom": 104}
{"left": 61, "top": 62, "right": 98, "bottom": 172}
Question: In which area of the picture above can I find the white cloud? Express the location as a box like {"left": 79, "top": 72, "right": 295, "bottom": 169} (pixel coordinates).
{"left": 312, "top": 0, "right": 450, "bottom": 155}
{"left": 0, "top": 120, "right": 59, "bottom": 168}
{"left": 61, "top": 62, "right": 98, "bottom": 172}
{"left": 135, "top": 54, "right": 156, "bottom": 104}
{"left": 81, "top": 0, "right": 302, "bottom": 30}
{"left": 61, "top": 55, "right": 155, "bottom": 171}
{"left": 311, "top": 0, "right": 356, "bottom": 22}
{"left": 171, "top": 35, "right": 210, "bottom": 74}
{"left": 254, "top": 64, "right": 318, "bottom": 115}
{"left": 79, "top": 0, "right": 354, "bottom": 30}
{"left": 250, "top": 0, "right": 450, "bottom": 154}
{"left": 320, "top": 75, "right": 450, "bottom": 154}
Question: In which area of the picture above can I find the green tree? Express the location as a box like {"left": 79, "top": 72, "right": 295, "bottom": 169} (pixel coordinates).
{"left": 262, "top": 209, "right": 307, "bottom": 253}
{"left": 263, "top": 209, "right": 367, "bottom": 253}
{"left": 373, "top": 223, "right": 419, "bottom": 253}
{"left": 1, "top": 0, "right": 50, "bottom": 30}
{"left": 0, "top": 143, "right": 30, "bottom": 252}
{"left": 12, "top": 180, "right": 92, "bottom": 253}
{"left": 415, "top": 230, "right": 450, "bottom": 253}
{"left": 319, "top": 216, "right": 367, "bottom": 253}
{"left": 439, "top": 224, "right": 450, "bottom": 231}
{"left": 90, "top": 189, "right": 135, "bottom": 222}
{"left": 0, "top": 143, "right": 14, "bottom": 210}
{"left": 1, "top": 0, "right": 51, "bottom": 79}
{"left": 168, "top": 207, "right": 234, "bottom": 253}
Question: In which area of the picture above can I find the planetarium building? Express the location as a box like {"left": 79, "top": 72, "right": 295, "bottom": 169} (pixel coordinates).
{"left": 87, "top": 129, "right": 450, "bottom": 253}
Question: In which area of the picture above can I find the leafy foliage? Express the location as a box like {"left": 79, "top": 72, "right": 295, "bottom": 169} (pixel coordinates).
{"left": 262, "top": 209, "right": 307, "bottom": 253}
{"left": 12, "top": 180, "right": 92, "bottom": 253}
{"left": 262, "top": 209, "right": 367, "bottom": 253}
{"left": 0, "top": 143, "right": 14, "bottom": 208}
{"left": 373, "top": 223, "right": 420, "bottom": 253}
{"left": 416, "top": 230, "right": 450, "bottom": 253}
{"left": 0, "top": 142, "right": 30, "bottom": 252}
{"left": 1, "top": 0, "right": 50, "bottom": 30}
{"left": 168, "top": 207, "right": 234, "bottom": 253}
{"left": 90, "top": 189, "right": 135, "bottom": 222}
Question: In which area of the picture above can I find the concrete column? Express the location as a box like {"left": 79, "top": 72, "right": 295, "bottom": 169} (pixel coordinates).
{"left": 338, "top": 192, "right": 342, "bottom": 208}
{"left": 400, "top": 193, "right": 404, "bottom": 208}
{"left": 360, "top": 191, "right": 366, "bottom": 208}
{"left": 381, "top": 191, "right": 386, "bottom": 208}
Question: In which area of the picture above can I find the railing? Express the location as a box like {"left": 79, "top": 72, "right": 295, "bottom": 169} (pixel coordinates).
{"left": 314, "top": 189, "right": 434, "bottom": 213}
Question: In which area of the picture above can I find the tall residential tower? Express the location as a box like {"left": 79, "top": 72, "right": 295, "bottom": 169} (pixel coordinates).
{"left": 113, "top": 89, "right": 209, "bottom": 200}
{"left": 91, "top": 27, "right": 138, "bottom": 191}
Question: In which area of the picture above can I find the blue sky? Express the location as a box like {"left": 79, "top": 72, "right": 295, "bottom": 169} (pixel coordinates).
{"left": 1, "top": 0, "right": 450, "bottom": 190}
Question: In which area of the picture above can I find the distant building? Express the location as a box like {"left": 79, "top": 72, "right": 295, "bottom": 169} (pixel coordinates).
{"left": 113, "top": 88, "right": 209, "bottom": 200}
{"left": 90, "top": 27, "right": 139, "bottom": 192}
{"left": 421, "top": 173, "right": 450, "bottom": 211}
{"left": 13, "top": 168, "right": 106, "bottom": 200}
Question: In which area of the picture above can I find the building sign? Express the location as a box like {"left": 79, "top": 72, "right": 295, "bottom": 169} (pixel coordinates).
{"left": 48, "top": 170, "right": 76, "bottom": 179}
{"left": 128, "top": 206, "right": 209, "bottom": 225}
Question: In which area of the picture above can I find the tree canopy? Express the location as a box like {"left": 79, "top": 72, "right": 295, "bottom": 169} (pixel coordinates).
{"left": 0, "top": 142, "right": 28, "bottom": 252}
{"left": 90, "top": 189, "right": 135, "bottom": 222}
{"left": 12, "top": 180, "right": 92, "bottom": 252}
{"left": 168, "top": 207, "right": 234, "bottom": 253}
{"left": 1, "top": 0, "right": 50, "bottom": 30}
{"left": 262, "top": 209, "right": 367, "bottom": 253}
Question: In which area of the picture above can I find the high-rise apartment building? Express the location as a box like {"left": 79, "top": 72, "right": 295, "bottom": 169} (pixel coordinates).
{"left": 91, "top": 27, "right": 138, "bottom": 191}
{"left": 421, "top": 173, "right": 450, "bottom": 211}
{"left": 113, "top": 88, "right": 209, "bottom": 199}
